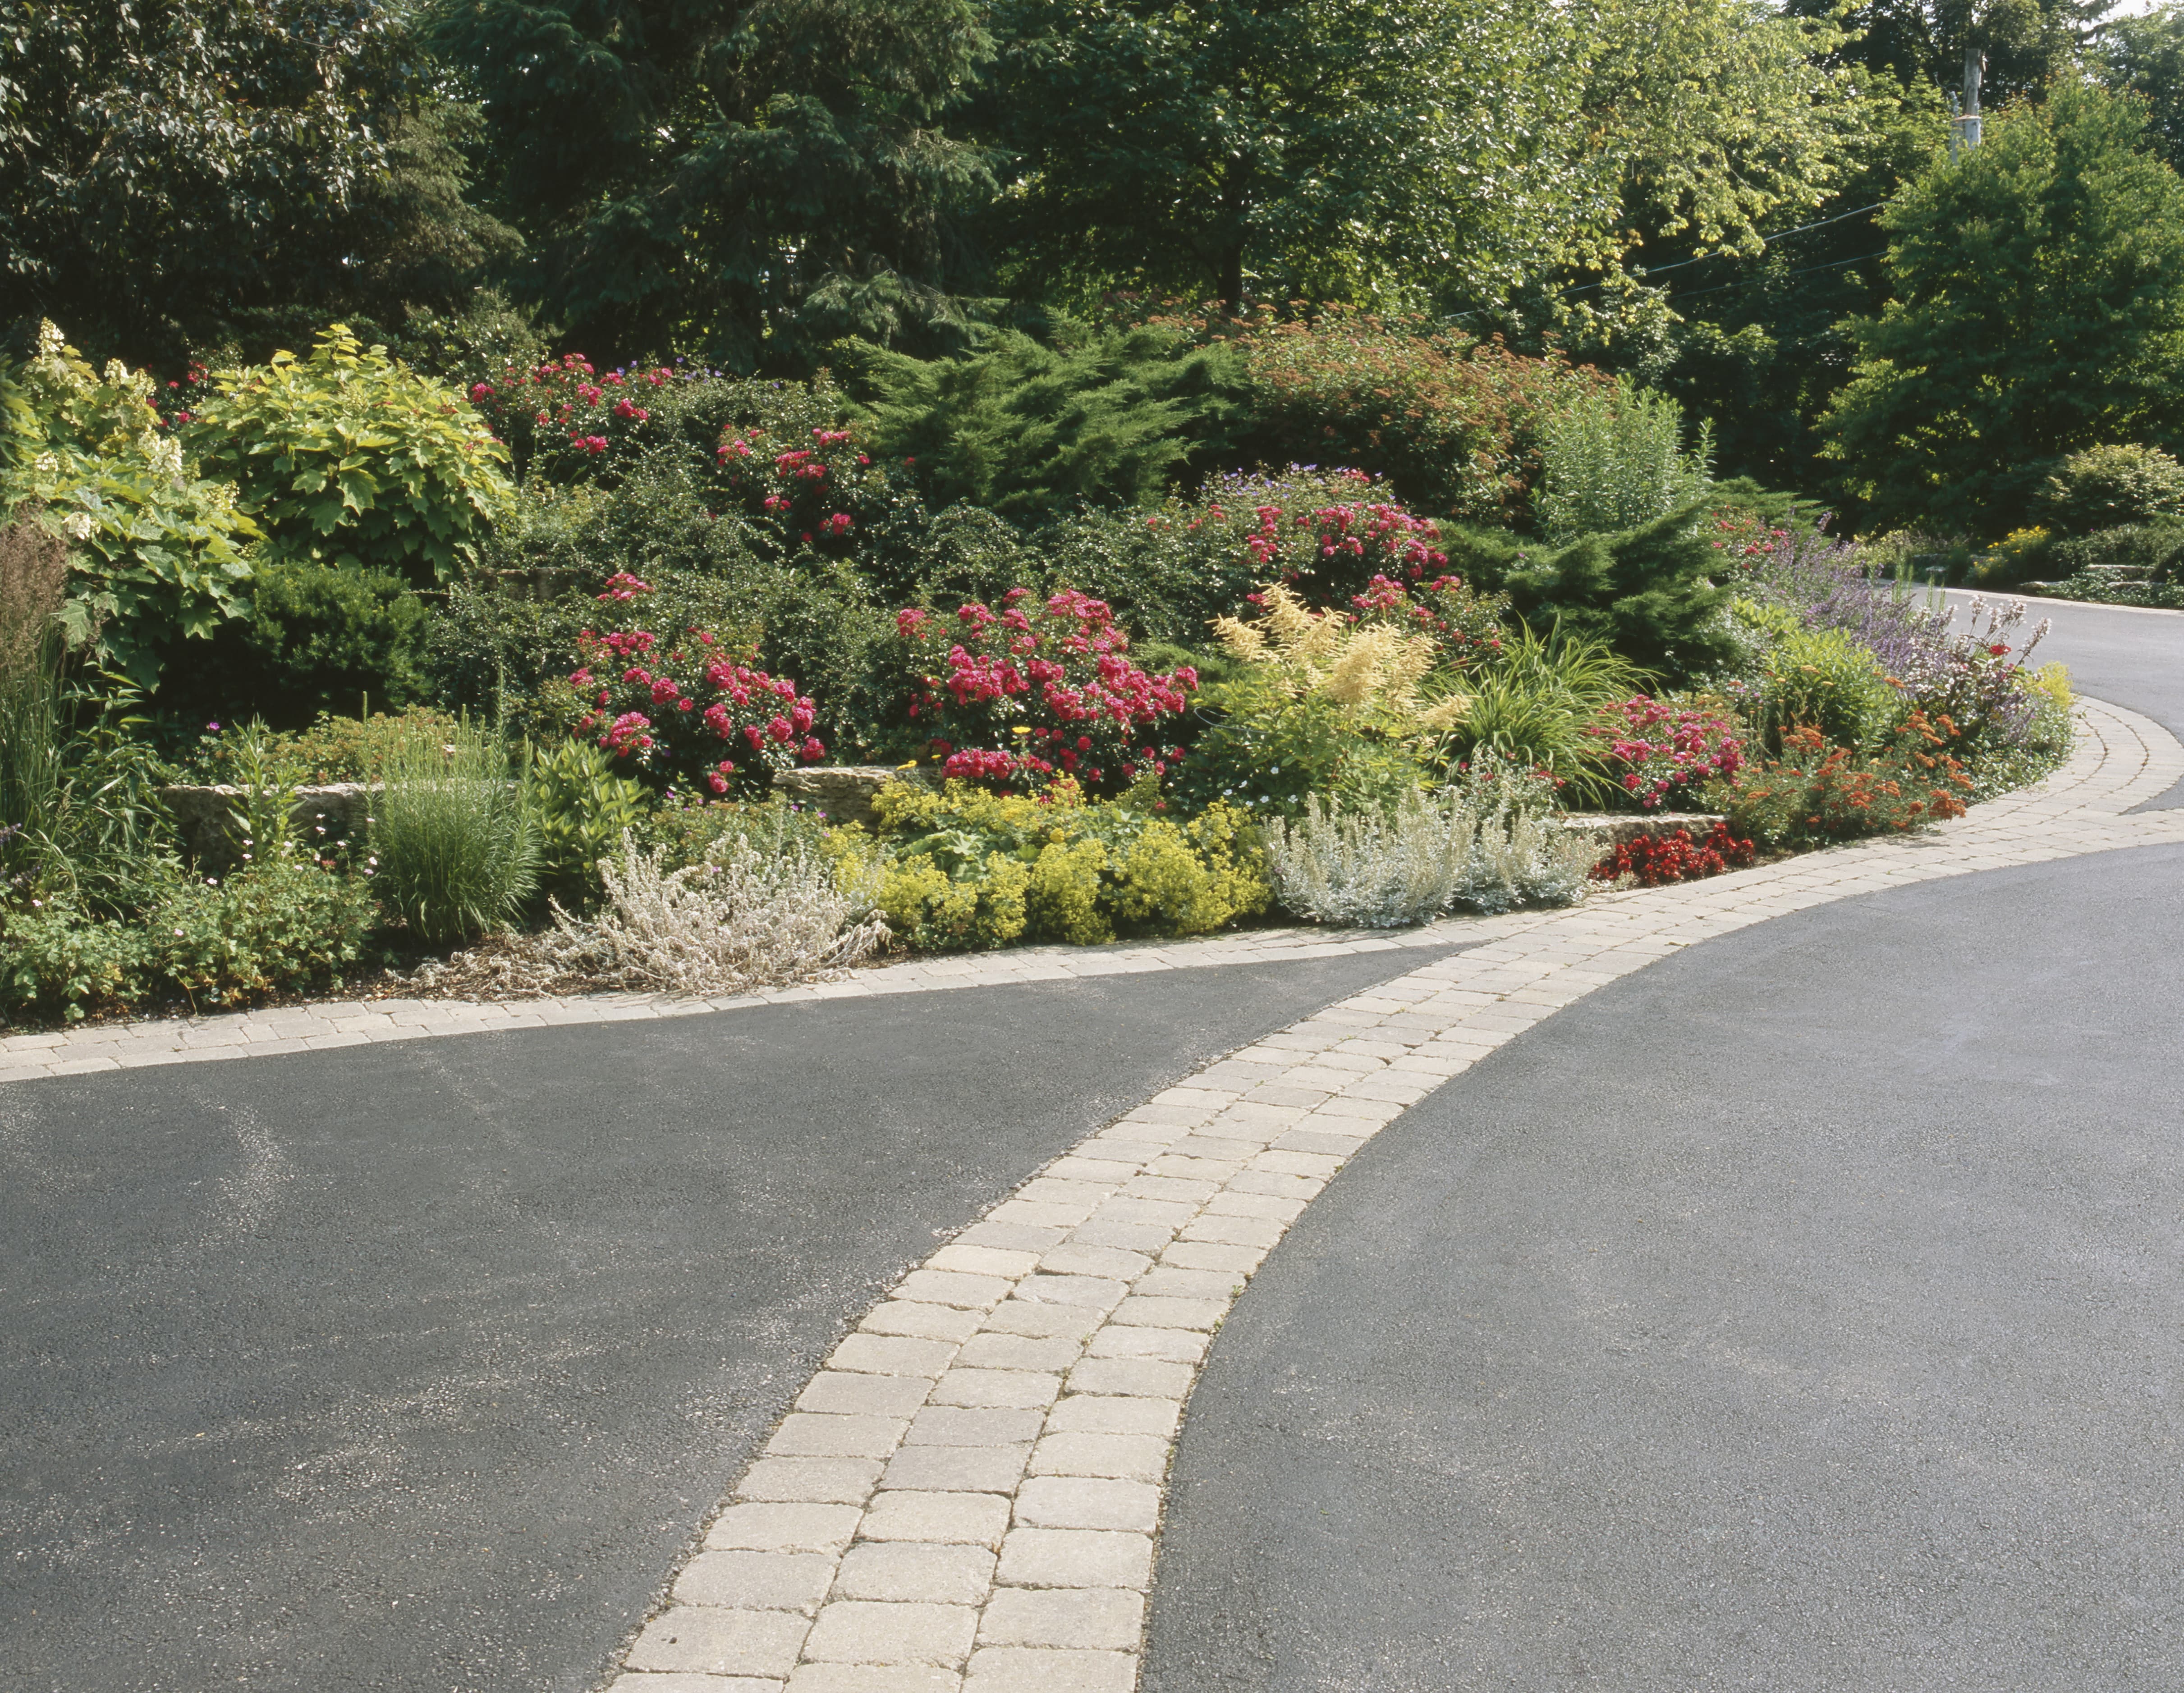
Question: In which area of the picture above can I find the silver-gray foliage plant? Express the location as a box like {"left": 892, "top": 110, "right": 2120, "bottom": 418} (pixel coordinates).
{"left": 1264, "top": 777, "right": 1594, "bottom": 929}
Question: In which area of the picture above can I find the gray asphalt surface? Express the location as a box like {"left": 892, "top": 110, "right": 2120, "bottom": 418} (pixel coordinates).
{"left": 0, "top": 950, "right": 1439, "bottom": 1693}
{"left": 1947, "top": 589, "right": 2184, "bottom": 808}
{"left": 1145, "top": 601, "right": 2184, "bottom": 1691}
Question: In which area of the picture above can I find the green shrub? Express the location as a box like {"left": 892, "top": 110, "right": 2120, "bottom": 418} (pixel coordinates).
{"left": 1197, "top": 306, "right": 1611, "bottom": 525}
{"left": 151, "top": 856, "right": 378, "bottom": 1007}
{"left": 1438, "top": 625, "right": 1644, "bottom": 798}
{"left": 845, "top": 324, "right": 1244, "bottom": 516}
{"left": 1753, "top": 623, "right": 1905, "bottom": 752}
{"left": 0, "top": 901, "right": 147, "bottom": 1022}
{"left": 2044, "top": 520, "right": 2184, "bottom": 581}
{"left": 371, "top": 716, "right": 539, "bottom": 944}
{"left": 643, "top": 796, "right": 834, "bottom": 874}
{"left": 2037, "top": 444, "right": 2184, "bottom": 535}
{"left": 1450, "top": 485, "right": 1778, "bottom": 684}
{"left": 857, "top": 780, "right": 1268, "bottom": 951}
{"left": 527, "top": 736, "right": 651, "bottom": 902}
{"left": 186, "top": 706, "right": 458, "bottom": 785}
{"left": 156, "top": 560, "right": 431, "bottom": 728}
{"left": 1533, "top": 380, "right": 1712, "bottom": 542}
{"left": 188, "top": 324, "right": 516, "bottom": 584}
{"left": 8, "top": 324, "right": 257, "bottom": 688}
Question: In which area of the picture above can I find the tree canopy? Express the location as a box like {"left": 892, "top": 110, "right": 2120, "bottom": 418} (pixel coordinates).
{"left": 1822, "top": 76, "right": 2184, "bottom": 535}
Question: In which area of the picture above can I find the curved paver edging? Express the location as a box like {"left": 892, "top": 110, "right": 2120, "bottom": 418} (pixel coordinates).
{"left": 597, "top": 694, "right": 2184, "bottom": 1693}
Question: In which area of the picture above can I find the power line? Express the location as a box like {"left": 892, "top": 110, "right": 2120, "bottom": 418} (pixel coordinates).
{"left": 1665, "top": 247, "right": 1892, "bottom": 303}
{"left": 1562, "top": 201, "right": 1886, "bottom": 297}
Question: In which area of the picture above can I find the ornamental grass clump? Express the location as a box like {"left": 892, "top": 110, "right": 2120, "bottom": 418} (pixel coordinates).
{"left": 371, "top": 717, "right": 539, "bottom": 944}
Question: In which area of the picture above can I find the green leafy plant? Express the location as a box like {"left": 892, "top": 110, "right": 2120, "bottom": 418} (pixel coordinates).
{"left": 2036, "top": 444, "right": 2184, "bottom": 535}
{"left": 527, "top": 736, "right": 651, "bottom": 903}
{"left": 1753, "top": 622, "right": 1906, "bottom": 752}
{"left": 0, "top": 899, "right": 147, "bottom": 1022}
{"left": 370, "top": 715, "right": 540, "bottom": 944}
{"left": 158, "top": 560, "right": 432, "bottom": 728}
{"left": 855, "top": 778, "right": 1268, "bottom": 950}
{"left": 188, "top": 324, "right": 515, "bottom": 583}
{"left": 1433, "top": 624, "right": 1647, "bottom": 797}
{"left": 151, "top": 856, "right": 378, "bottom": 1007}
{"left": 1533, "top": 379, "right": 1713, "bottom": 542}
{"left": 9, "top": 323, "right": 258, "bottom": 688}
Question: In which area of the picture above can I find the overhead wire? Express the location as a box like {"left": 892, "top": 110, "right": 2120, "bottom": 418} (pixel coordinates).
{"left": 1560, "top": 201, "right": 1886, "bottom": 298}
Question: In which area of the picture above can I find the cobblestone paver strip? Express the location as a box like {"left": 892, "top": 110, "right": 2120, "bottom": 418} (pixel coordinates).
{"left": 588, "top": 695, "right": 2184, "bottom": 1693}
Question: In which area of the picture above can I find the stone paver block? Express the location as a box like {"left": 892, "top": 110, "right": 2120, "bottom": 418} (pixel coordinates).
{"left": 995, "top": 1527, "right": 1154, "bottom": 1591}
{"left": 625, "top": 1606, "right": 810, "bottom": 1677}
{"left": 799, "top": 1373, "right": 934, "bottom": 1418}
{"left": 927, "top": 1243, "right": 1040, "bottom": 1279}
{"left": 1028, "top": 1432, "right": 1168, "bottom": 1483}
{"left": 1206, "top": 1190, "right": 1306, "bottom": 1223}
{"left": 607, "top": 1675, "right": 780, "bottom": 1693}
{"left": 961, "top": 1646, "right": 1136, "bottom": 1692}
{"left": 1133, "top": 1267, "right": 1243, "bottom": 1300}
{"left": 785, "top": 1664, "right": 959, "bottom": 1693}
{"left": 1158, "top": 1241, "right": 1265, "bottom": 1276}
{"left": 1044, "top": 1396, "right": 1179, "bottom": 1437}
{"left": 954, "top": 1222, "right": 1069, "bottom": 1254}
{"left": 768, "top": 1414, "right": 907, "bottom": 1460}
{"left": 1268, "top": 1130, "right": 1371, "bottom": 1157}
{"left": 1062, "top": 1221, "right": 1175, "bottom": 1254}
{"left": 1082, "top": 1326, "right": 1206, "bottom": 1364}
{"left": 978, "top": 1587, "right": 1142, "bottom": 1650}
{"left": 861, "top": 1490, "right": 1012, "bottom": 1547}
{"left": 1036, "top": 1245, "right": 1149, "bottom": 1279}
{"left": 802, "top": 1601, "right": 977, "bottom": 1667}
{"left": 1013, "top": 1274, "right": 1127, "bottom": 1309}
{"left": 738, "top": 1458, "right": 883, "bottom": 1504}
{"left": 834, "top": 1541, "right": 996, "bottom": 1605}
{"left": 905, "top": 1405, "right": 1046, "bottom": 1447}
{"left": 707, "top": 1503, "right": 865, "bottom": 1554}
{"left": 978, "top": 1302, "right": 1099, "bottom": 1341}
{"left": 1178, "top": 1213, "right": 1285, "bottom": 1249}
{"left": 1108, "top": 1295, "right": 1225, "bottom": 1330}
{"left": 953, "top": 1332, "right": 1079, "bottom": 1373}
{"left": 1064, "top": 1356, "right": 1194, "bottom": 1399}
{"left": 675, "top": 1549, "right": 836, "bottom": 1611}
{"left": 830, "top": 1335, "right": 956, "bottom": 1378}
{"left": 862, "top": 1302, "right": 982, "bottom": 1343}
{"left": 882, "top": 1444, "right": 1030, "bottom": 1494}
{"left": 1012, "top": 1476, "right": 1160, "bottom": 1533}
{"left": 928, "top": 1370, "right": 1060, "bottom": 1410}
{"left": 894, "top": 1269, "right": 1014, "bottom": 1309}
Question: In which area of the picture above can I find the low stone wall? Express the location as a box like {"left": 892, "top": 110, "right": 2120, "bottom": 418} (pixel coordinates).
{"left": 1560, "top": 812, "right": 1728, "bottom": 851}
{"left": 771, "top": 765, "right": 920, "bottom": 829}
{"left": 158, "top": 783, "right": 377, "bottom": 867}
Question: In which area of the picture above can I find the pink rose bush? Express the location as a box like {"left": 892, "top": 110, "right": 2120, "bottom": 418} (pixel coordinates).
{"left": 1589, "top": 696, "right": 1744, "bottom": 811}
{"left": 713, "top": 419, "right": 890, "bottom": 554}
{"left": 552, "top": 573, "right": 823, "bottom": 796}
{"left": 892, "top": 588, "right": 1198, "bottom": 791}
{"left": 470, "top": 352, "right": 670, "bottom": 479}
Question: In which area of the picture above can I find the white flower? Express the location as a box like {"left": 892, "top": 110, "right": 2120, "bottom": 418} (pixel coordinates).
{"left": 61, "top": 511, "right": 95, "bottom": 541}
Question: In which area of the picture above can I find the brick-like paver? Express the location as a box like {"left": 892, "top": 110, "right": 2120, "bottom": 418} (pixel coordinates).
{"left": 597, "top": 696, "right": 2184, "bottom": 1692}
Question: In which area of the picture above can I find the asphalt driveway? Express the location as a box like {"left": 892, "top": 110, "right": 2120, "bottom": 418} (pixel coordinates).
{"left": 1145, "top": 600, "right": 2184, "bottom": 1691}
{"left": 0, "top": 949, "right": 1436, "bottom": 1693}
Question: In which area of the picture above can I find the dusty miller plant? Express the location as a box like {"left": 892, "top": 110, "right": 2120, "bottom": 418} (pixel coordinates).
{"left": 539, "top": 828, "right": 887, "bottom": 994}
{"left": 1264, "top": 762, "right": 1594, "bottom": 927}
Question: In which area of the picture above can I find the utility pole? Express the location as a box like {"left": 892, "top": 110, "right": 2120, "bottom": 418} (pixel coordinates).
{"left": 1954, "top": 47, "right": 1986, "bottom": 156}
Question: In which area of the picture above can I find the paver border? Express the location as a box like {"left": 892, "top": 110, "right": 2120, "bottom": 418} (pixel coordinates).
{"left": 589, "top": 694, "right": 2184, "bottom": 1693}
